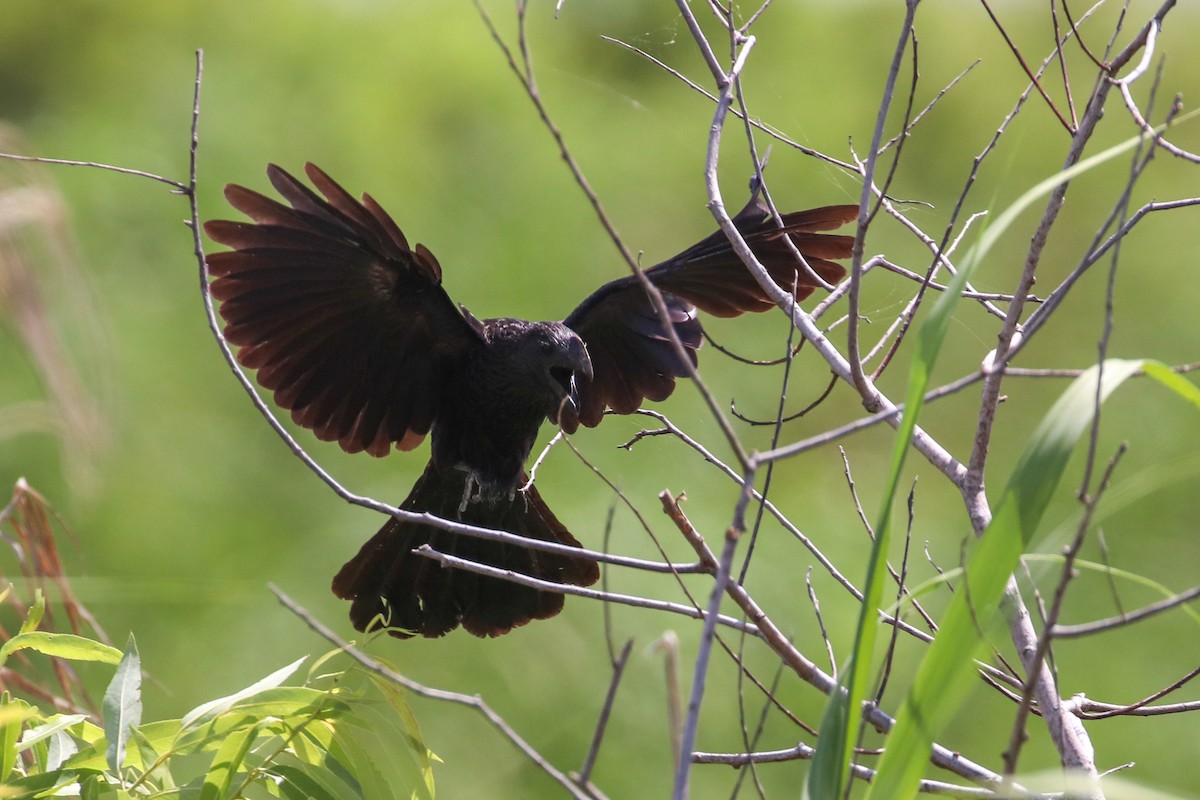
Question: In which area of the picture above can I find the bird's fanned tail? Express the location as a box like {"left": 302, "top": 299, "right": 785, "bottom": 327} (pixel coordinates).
{"left": 331, "top": 462, "right": 600, "bottom": 638}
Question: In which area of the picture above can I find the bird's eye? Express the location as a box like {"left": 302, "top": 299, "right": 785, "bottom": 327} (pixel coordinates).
{"left": 540, "top": 340, "right": 554, "bottom": 356}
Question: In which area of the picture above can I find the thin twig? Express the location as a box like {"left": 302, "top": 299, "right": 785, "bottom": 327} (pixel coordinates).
{"left": 655, "top": 492, "right": 816, "bottom": 735}
{"left": 1074, "top": 667, "right": 1200, "bottom": 718}
{"left": 650, "top": 632, "right": 684, "bottom": 770}
{"left": 599, "top": 34, "right": 856, "bottom": 172}
{"left": 0, "top": 153, "right": 186, "bottom": 190}
{"left": 730, "top": 373, "right": 836, "bottom": 427}
{"left": 659, "top": 493, "right": 1014, "bottom": 790}
{"left": 673, "top": 516, "right": 742, "bottom": 799}
{"left": 979, "top": 0, "right": 1074, "bottom": 132}
{"left": 879, "top": 60, "right": 981, "bottom": 153}
{"left": 576, "top": 638, "right": 633, "bottom": 787}
{"left": 1051, "top": 585, "right": 1200, "bottom": 638}
{"left": 807, "top": 568, "right": 838, "bottom": 680}
{"left": 845, "top": 0, "right": 919, "bottom": 396}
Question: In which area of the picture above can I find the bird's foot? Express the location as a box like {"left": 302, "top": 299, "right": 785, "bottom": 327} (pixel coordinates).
{"left": 459, "top": 472, "right": 479, "bottom": 514}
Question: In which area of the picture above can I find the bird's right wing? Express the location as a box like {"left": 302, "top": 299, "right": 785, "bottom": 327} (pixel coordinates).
{"left": 204, "top": 163, "right": 484, "bottom": 457}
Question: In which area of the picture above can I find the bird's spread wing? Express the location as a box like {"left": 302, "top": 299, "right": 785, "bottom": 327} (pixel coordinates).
{"left": 561, "top": 283, "right": 702, "bottom": 431}
{"left": 560, "top": 195, "right": 856, "bottom": 431}
{"left": 646, "top": 196, "right": 857, "bottom": 317}
{"left": 204, "top": 163, "right": 484, "bottom": 456}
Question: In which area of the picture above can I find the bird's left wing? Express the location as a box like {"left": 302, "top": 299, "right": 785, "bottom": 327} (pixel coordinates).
{"left": 204, "top": 163, "right": 484, "bottom": 457}
{"left": 561, "top": 280, "right": 702, "bottom": 431}
{"left": 559, "top": 194, "right": 856, "bottom": 432}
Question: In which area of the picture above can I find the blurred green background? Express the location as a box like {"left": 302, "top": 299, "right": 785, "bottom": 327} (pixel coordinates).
{"left": 1, "top": 1, "right": 1197, "bottom": 797}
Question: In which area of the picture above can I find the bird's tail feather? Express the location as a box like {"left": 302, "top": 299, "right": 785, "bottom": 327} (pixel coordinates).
{"left": 331, "top": 462, "right": 599, "bottom": 638}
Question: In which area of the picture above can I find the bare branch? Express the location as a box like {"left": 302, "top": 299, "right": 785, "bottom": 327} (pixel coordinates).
{"left": 1051, "top": 585, "right": 1200, "bottom": 638}
{"left": 413, "top": 544, "right": 756, "bottom": 634}
{"left": 692, "top": 745, "right": 1018, "bottom": 799}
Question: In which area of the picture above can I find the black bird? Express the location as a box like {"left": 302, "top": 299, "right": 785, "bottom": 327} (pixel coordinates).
{"left": 204, "top": 163, "right": 855, "bottom": 638}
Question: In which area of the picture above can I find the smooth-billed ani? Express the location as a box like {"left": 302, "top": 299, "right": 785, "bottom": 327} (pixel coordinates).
{"left": 204, "top": 163, "right": 854, "bottom": 639}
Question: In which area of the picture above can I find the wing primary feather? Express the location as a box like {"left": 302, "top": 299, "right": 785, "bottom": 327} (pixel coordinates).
{"left": 562, "top": 196, "right": 853, "bottom": 425}
{"left": 206, "top": 164, "right": 483, "bottom": 455}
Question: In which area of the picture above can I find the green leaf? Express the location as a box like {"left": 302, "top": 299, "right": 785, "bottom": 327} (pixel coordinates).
{"left": 331, "top": 704, "right": 432, "bottom": 800}
{"left": 16, "top": 714, "right": 88, "bottom": 754}
{"left": 804, "top": 685, "right": 848, "bottom": 799}
{"left": 170, "top": 688, "right": 340, "bottom": 759}
{"left": 102, "top": 634, "right": 142, "bottom": 776}
{"left": 271, "top": 756, "right": 363, "bottom": 800}
{"left": 62, "top": 719, "right": 177, "bottom": 774}
{"left": 1, "top": 698, "right": 37, "bottom": 782}
{"left": 368, "top": 674, "right": 436, "bottom": 791}
{"left": 45, "top": 729, "right": 79, "bottom": 773}
{"left": 271, "top": 760, "right": 342, "bottom": 800}
{"left": 1028, "top": 554, "right": 1200, "bottom": 629}
{"left": 180, "top": 656, "right": 307, "bottom": 732}
{"left": 1141, "top": 360, "right": 1200, "bottom": 409}
{"left": 130, "top": 723, "right": 175, "bottom": 792}
{"left": 866, "top": 359, "right": 1155, "bottom": 799}
{"left": 79, "top": 771, "right": 111, "bottom": 800}
{"left": 0, "top": 768, "right": 82, "bottom": 798}
{"left": 198, "top": 720, "right": 262, "bottom": 800}
{"left": 0, "top": 632, "right": 123, "bottom": 670}
{"left": 19, "top": 590, "right": 46, "bottom": 635}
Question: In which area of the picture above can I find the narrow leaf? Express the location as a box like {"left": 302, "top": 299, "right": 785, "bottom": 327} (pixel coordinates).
{"left": 17, "top": 714, "right": 89, "bottom": 753}
{"left": 334, "top": 703, "right": 433, "bottom": 800}
{"left": 368, "top": 674, "right": 437, "bottom": 787}
{"left": 1140, "top": 360, "right": 1200, "bottom": 408}
{"left": 102, "top": 634, "right": 142, "bottom": 776}
{"left": 198, "top": 720, "right": 262, "bottom": 800}
{"left": 61, "top": 719, "right": 175, "bottom": 774}
{"left": 180, "top": 656, "right": 307, "bottom": 731}
{"left": 0, "top": 769, "right": 82, "bottom": 798}
{"left": 808, "top": 147, "right": 988, "bottom": 799}
{"left": 0, "top": 632, "right": 122, "bottom": 670}
{"left": 271, "top": 757, "right": 362, "bottom": 800}
{"left": 1, "top": 698, "right": 36, "bottom": 782}
{"left": 19, "top": 590, "right": 46, "bottom": 635}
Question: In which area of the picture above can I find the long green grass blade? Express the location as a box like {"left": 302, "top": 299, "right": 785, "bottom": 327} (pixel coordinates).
{"left": 807, "top": 156, "right": 990, "bottom": 800}
{"left": 865, "top": 359, "right": 1196, "bottom": 798}
{"left": 807, "top": 105, "right": 1197, "bottom": 798}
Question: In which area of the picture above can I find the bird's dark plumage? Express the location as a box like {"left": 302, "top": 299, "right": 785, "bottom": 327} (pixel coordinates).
{"left": 205, "top": 163, "right": 855, "bottom": 638}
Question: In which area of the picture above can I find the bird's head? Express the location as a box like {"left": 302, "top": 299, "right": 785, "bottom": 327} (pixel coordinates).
{"left": 525, "top": 321, "right": 593, "bottom": 425}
